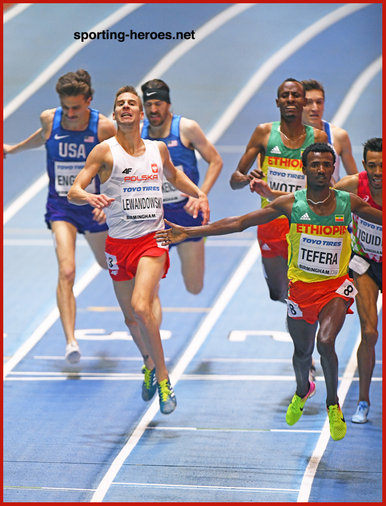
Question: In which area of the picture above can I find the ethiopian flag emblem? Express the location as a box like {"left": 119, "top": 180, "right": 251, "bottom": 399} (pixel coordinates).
{"left": 335, "top": 215, "right": 344, "bottom": 223}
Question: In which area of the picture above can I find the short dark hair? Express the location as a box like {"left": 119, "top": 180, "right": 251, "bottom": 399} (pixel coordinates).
{"left": 302, "top": 142, "right": 336, "bottom": 167}
{"left": 141, "top": 79, "right": 169, "bottom": 94}
{"left": 301, "top": 79, "right": 325, "bottom": 99}
{"left": 56, "top": 69, "right": 94, "bottom": 100}
{"left": 363, "top": 137, "right": 382, "bottom": 162}
{"left": 113, "top": 85, "right": 142, "bottom": 111}
{"left": 277, "top": 78, "right": 305, "bottom": 98}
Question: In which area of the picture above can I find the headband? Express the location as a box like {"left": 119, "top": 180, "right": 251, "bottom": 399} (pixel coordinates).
{"left": 142, "top": 88, "right": 170, "bottom": 103}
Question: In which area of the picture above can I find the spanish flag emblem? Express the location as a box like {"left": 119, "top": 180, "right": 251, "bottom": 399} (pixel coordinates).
{"left": 335, "top": 215, "right": 344, "bottom": 223}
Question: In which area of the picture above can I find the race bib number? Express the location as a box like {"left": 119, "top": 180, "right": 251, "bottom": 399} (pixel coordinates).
{"left": 297, "top": 233, "right": 342, "bottom": 277}
{"left": 267, "top": 167, "right": 306, "bottom": 193}
{"left": 162, "top": 165, "right": 186, "bottom": 204}
{"left": 286, "top": 299, "right": 303, "bottom": 318}
{"left": 121, "top": 182, "right": 163, "bottom": 221}
{"left": 54, "top": 161, "right": 96, "bottom": 196}
{"left": 335, "top": 278, "right": 358, "bottom": 299}
{"left": 104, "top": 252, "right": 119, "bottom": 276}
{"left": 349, "top": 255, "right": 370, "bottom": 275}
{"left": 355, "top": 216, "right": 382, "bottom": 258}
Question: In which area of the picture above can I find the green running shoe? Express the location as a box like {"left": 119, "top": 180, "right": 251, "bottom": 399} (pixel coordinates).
{"left": 141, "top": 365, "right": 157, "bottom": 401}
{"left": 157, "top": 377, "right": 177, "bottom": 414}
{"left": 328, "top": 404, "right": 347, "bottom": 440}
{"left": 286, "top": 381, "right": 316, "bottom": 425}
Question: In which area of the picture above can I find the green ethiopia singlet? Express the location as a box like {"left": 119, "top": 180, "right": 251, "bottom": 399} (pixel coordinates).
{"left": 260, "top": 121, "right": 315, "bottom": 209}
{"left": 287, "top": 189, "right": 352, "bottom": 283}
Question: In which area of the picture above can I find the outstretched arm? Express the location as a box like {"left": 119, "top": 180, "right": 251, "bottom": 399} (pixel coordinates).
{"left": 156, "top": 194, "right": 293, "bottom": 245}
{"left": 3, "top": 109, "right": 54, "bottom": 157}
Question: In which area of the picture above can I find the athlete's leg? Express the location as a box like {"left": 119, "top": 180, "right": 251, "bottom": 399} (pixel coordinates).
{"left": 85, "top": 230, "right": 108, "bottom": 269}
{"left": 51, "top": 221, "right": 78, "bottom": 345}
{"left": 176, "top": 239, "right": 205, "bottom": 294}
{"left": 286, "top": 315, "right": 317, "bottom": 397}
{"left": 317, "top": 297, "right": 351, "bottom": 406}
{"left": 130, "top": 254, "right": 169, "bottom": 382}
{"left": 112, "top": 278, "right": 155, "bottom": 371}
{"left": 353, "top": 272, "right": 379, "bottom": 405}
{"left": 152, "top": 282, "right": 162, "bottom": 329}
{"left": 261, "top": 256, "right": 288, "bottom": 303}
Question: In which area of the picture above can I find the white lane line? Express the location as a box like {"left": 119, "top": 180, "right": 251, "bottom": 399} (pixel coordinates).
{"left": 112, "top": 482, "right": 299, "bottom": 494}
{"left": 332, "top": 56, "right": 382, "bottom": 127}
{"left": 139, "top": 4, "right": 253, "bottom": 84}
{"left": 84, "top": 306, "right": 210, "bottom": 313}
{"left": 4, "top": 485, "right": 96, "bottom": 492}
{"left": 206, "top": 3, "right": 369, "bottom": 144}
{"left": 147, "top": 426, "right": 321, "bottom": 434}
{"left": 5, "top": 239, "right": 69, "bottom": 246}
{"left": 297, "top": 297, "right": 383, "bottom": 502}
{"left": 4, "top": 5, "right": 368, "bottom": 223}
{"left": 3, "top": 3, "right": 32, "bottom": 23}
{"left": 33, "top": 355, "right": 144, "bottom": 361}
{"left": 90, "top": 242, "right": 260, "bottom": 502}
{"left": 3, "top": 263, "right": 102, "bottom": 379}
{"left": 106, "top": 4, "right": 254, "bottom": 123}
{"left": 6, "top": 373, "right": 378, "bottom": 382}
{"left": 4, "top": 173, "right": 48, "bottom": 224}
{"left": 4, "top": 4, "right": 143, "bottom": 119}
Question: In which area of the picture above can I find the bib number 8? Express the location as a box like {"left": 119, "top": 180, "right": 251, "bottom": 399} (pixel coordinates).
{"left": 336, "top": 279, "right": 358, "bottom": 299}
{"left": 286, "top": 299, "right": 303, "bottom": 318}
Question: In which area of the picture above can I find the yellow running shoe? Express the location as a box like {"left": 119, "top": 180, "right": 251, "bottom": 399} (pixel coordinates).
{"left": 157, "top": 377, "right": 177, "bottom": 414}
{"left": 286, "top": 381, "right": 316, "bottom": 425}
{"left": 141, "top": 365, "right": 157, "bottom": 401}
{"left": 327, "top": 404, "right": 347, "bottom": 440}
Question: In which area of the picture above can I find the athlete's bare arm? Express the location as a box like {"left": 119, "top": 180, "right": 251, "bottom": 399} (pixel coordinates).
{"left": 229, "top": 123, "right": 271, "bottom": 189}
{"left": 350, "top": 193, "right": 382, "bottom": 224}
{"left": 156, "top": 193, "right": 294, "bottom": 245}
{"left": 332, "top": 126, "right": 358, "bottom": 175}
{"left": 67, "top": 142, "right": 114, "bottom": 208}
{"left": 313, "top": 127, "right": 329, "bottom": 144}
{"left": 3, "top": 108, "right": 55, "bottom": 156}
{"left": 179, "top": 117, "right": 223, "bottom": 195}
{"left": 97, "top": 114, "right": 117, "bottom": 141}
{"left": 159, "top": 141, "right": 210, "bottom": 224}
{"left": 334, "top": 174, "right": 359, "bottom": 193}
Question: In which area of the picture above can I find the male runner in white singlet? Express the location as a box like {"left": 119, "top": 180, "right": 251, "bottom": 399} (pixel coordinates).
{"left": 68, "top": 86, "right": 209, "bottom": 415}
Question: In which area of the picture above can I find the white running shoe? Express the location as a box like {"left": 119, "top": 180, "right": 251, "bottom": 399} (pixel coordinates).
{"left": 65, "top": 342, "right": 81, "bottom": 364}
{"left": 351, "top": 401, "right": 369, "bottom": 424}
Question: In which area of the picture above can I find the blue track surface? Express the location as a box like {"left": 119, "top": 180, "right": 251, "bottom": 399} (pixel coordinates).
{"left": 3, "top": 3, "right": 382, "bottom": 503}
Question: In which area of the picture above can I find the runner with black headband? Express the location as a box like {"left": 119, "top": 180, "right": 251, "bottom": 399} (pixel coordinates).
{"left": 141, "top": 79, "right": 222, "bottom": 298}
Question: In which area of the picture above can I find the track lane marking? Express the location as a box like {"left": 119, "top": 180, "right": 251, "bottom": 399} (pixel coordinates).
{"left": 91, "top": 241, "right": 260, "bottom": 502}
{"left": 4, "top": 4, "right": 143, "bottom": 119}
{"left": 297, "top": 297, "right": 382, "bottom": 502}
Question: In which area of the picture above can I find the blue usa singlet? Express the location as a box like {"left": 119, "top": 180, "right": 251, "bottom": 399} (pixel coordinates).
{"left": 141, "top": 114, "right": 199, "bottom": 209}
{"left": 44, "top": 107, "right": 107, "bottom": 233}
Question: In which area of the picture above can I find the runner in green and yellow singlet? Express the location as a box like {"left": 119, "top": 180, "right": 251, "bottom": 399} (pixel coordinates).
{"left": 230, "top": 78, "right": 328, "bottom": 303}
{"left": 156, "top": 143, "right": 382, "bottom": 441}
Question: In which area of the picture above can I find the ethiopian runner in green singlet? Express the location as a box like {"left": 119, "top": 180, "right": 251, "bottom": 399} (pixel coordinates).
{"left": 229, "top": 78, "right": 328, "bottom": 302}
{"left": 157, "top": 143, "right": 382, "bottom": 441}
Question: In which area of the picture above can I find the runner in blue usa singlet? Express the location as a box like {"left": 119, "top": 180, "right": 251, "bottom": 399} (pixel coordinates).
{"left": 45, "top": 106, "right": 107, "bottom": 233}
{"left": 142, "top": 114, "right": 203, "bottom": 241}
